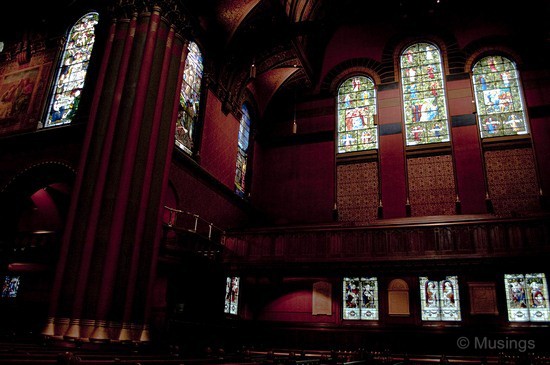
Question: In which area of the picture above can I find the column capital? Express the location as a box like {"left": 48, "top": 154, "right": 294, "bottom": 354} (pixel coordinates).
{"left": 109, "top": 0, "right": 192, "bottom": 33}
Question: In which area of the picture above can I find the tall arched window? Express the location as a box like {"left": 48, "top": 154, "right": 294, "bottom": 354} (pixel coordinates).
{"left": 472, "top": 56, "right": 528, "bottom": 138}
{"left": 44, "top": 12, "right": 99, "bottom": 127}
{"left": 175, "top": 41, "right": 203, "bottom": 155}
{"left": 337, "top": 76, "right": 377, "bottom": 153}
{"left": 400, "top": 43, "right": 449, "bottom": 145}
{"left": 235, "top": 103, "right": 252, "bottom": 197}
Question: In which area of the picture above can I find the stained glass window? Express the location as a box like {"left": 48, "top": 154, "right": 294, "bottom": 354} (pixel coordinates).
{"left": 175, "top": 41, "right": 203, "bottom": 155}
{"left": 401, "top": 43, "right": 449, "bottom": 145}
{"left": 1, "top": 276, "right": 20, "bottom": 298}
{"left": 337, "top": 76, "right": 377, "bottom": 153}
{"left": 343, "top": 277, "right": 379, "bottom": 320}
{"left": 44, "top": 12, "right": 99, "bottom": 127}
{"left": 472, "top": 56, "right": 528, "bottom": 138}
{"left": 224, "top": 276, "right": 240, "bottom": 315}
{"left": 419, "top": 276, "right": 461, "bottom": 321}
{"left": 504, "top": 273, "right": 549, "bottom": 322}
{"left": 235, "top": 103, "right": 251, "bottom": 197}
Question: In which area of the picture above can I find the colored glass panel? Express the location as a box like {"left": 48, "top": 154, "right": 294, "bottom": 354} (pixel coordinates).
{"left": 175, "top": 41, "right": 203, "bottom": 155}
{"left": 235, "top": 103, "right": 251, "bottom": 197}
{"left": 401, "top": 43, "right": 449, "bottom": 145}
{"left": 505, "top": 273, "right": 549, "bottom": 322}
{"left": 420, "top": 276, "right": 461, "bottom": 321}
{"left": 45, "top": 12, "right": 99, "bottom": 127}
{"left": 343, "top": 277, "right": 379, "bottom": 320}
{"left": 224, "top": 276, "right": 240, "bottom": 315}
{"left": 472, "top": 56, "right": 528, "bottom": 138}
{"left": 1, "top": 276, "right": 20, "bottom": 298}
{"left": 337, "top": 76, "right": 377, "bottom": 153}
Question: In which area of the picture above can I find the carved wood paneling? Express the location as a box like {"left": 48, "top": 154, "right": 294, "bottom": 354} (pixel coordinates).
{"left": 222, "top": 215, "right": 550, "bottom": 265}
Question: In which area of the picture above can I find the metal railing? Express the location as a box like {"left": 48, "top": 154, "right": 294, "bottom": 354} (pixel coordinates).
{"left": 163, "top": 206, "right": 225, "bottom": 245}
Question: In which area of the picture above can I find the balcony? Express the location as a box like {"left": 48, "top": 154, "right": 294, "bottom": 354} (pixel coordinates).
{"left": 161, "top": 206, "right": 225, "bottom": 261}
{"left": 222, "top": 213, "right": 550, "bottom": 270}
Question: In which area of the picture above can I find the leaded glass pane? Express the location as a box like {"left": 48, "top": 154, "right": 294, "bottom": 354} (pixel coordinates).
{"left": 235, "top": 104, "right": 251, "bottom": 197}
{"left": 525, "top": 273, "right": 549, "bottom": 322}
{"left": 337, "top": 76, "right": 377, "bottom": 153}
{"left": 504, "top": 274, "right": 529, "bottom": 322}
{"left": 175, "top": 41, "right": 203, "bottom": 155}
{"left": 472, "top": 56, "right": 528, "bottom": 138}
{"left": 45, "top": 12, "right": 98, "bottom": 127}
{"left": 440, "top": 276, "right": 461, "bottom": 321}
{"left": 400, "top": 43, "right": 449, "bottom": 145}
{"left": 343, "top": 277, "right": 378, "bottom": 320}
{"left": 224, "top": 276, "right": 240, "bottom": 315}
{"left": 420, "top": 277, "right": 441, "bottom": 321}
{"left": 420, "top": 276, "right": 461, "bottom": 321}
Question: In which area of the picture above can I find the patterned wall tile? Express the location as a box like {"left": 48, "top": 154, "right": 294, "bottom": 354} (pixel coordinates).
{"left": 485, "top": 148, "right": 540, "bottom": 215}
{"left": 407, "top": 155, "right": 456, "bottom": 216}
{"left": 337, "top": 162, "right": 379, "bottom": 224}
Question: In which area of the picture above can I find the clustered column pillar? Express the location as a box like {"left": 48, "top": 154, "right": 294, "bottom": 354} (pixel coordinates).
{"left": 43, "top": 1, "right": 189, "bottom": 343}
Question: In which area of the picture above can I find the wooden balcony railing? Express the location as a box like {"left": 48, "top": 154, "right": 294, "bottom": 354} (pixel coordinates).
{"left": 223, "top": 214, "right": 550, "bottom": 265}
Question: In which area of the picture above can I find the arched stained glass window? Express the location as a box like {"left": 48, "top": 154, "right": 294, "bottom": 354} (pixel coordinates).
{"left": 44, "top": 12, "right": 99, "bottom": 127}
{"left": 235, "top": 103, "right": 251, "bottom": 197}
{"left": 337, "top": 76, "right": 377, "bottom": 153}
{"left": 343, "top": 277, "right": 379, "bottom": 320}
{"left": 504, "top": 273, "right": 549, "bottom": 322}
{"left": 401, "top": 43, "right": 449, "bottom": 145}
{"left": 419, "top": 276, "right": 461, "bottom": 321}
{"left": 175, "top": 41, "right": 203, "bottom": 155}
{"left": 472, "top": 56, "right": 528, "bottom": 138}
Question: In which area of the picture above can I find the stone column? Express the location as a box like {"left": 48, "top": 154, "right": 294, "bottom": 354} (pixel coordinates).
{"left": 43, "top": 1, "right": 188, "bottom": 343}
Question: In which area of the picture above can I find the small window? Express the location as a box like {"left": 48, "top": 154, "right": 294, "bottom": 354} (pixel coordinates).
{"left": 44, "top": 12, "right": 99, "bottom": 127}
{"left": 472, "top": 56, "right": 528, "bottom": 138}
{"left": 504, "top": 273, "right": 549, "bottom": 322}
{"left": 337, "top": 76, "right": 378, "bottom": 153}
{"left": 343, "top": 277, "right": 379, "bottom": 320}
{"left": 224, "top": 276, "right": 240, "bottom": 315}
{"left": 1, "top": 275, "right": 20, "bottom": 298}
{"left": 419, "top": 276, "right": 461, "bottom": 321}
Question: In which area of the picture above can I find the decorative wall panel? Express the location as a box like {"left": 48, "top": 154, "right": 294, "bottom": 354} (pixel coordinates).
{"left": 407, "top": 154, "right": 456, "bottom": 216}
{"left": 336, "top": 161, "right": 379, "bottom": 224}
{"left": 485, "top": 148, "right": 540, "bottom": 215}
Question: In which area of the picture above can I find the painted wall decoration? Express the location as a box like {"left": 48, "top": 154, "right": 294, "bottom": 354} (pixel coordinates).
{"left": 0, "top": 61, "right": 51, "bottom": 135}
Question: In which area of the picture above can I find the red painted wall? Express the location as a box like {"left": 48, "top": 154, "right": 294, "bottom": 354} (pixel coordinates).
{"left": 252, "top": 141, "right": 335, "bottom": 225}
{"left": 199, "top": 90, "right": 240, "bottom": 190}
{"left": 319, "top": 24, "right": 392, "bottom": 90}
{"left": 253, "top": 280, "right": 339, "bottom": 324}
{"left": 522, "top": 69, "right": 550, "bottom": 204}
{"left": 168, "top": 162, "right": 250, "bottom": 229}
